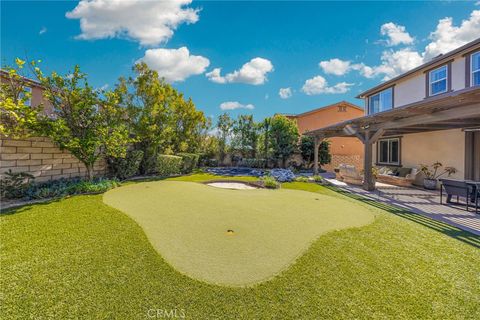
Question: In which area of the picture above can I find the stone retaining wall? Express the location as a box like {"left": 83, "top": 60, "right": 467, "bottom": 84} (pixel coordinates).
{"left": 0, "top": 137, "right": 106, "bottom": 182}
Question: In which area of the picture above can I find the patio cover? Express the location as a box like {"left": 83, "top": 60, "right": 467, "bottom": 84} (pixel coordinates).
{"left": 305, "top": 86, "right": 480, "bottom": 190}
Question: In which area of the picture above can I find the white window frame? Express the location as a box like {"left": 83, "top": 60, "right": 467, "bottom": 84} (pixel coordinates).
{"left": 368, "top": 87, "right": 393, "bottom": 115}
{"left": 429, "top": 65, "right": 448, "bottom": 96}
{"left": 377, "top": 137, "right": 400, "bottom": 166}
{"left": 471, "top": 51, "right": 480, "bottom": 87}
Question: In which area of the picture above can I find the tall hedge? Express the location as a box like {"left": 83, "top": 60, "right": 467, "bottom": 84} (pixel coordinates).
{"left": 107, "top": 150, "right": 144, "bottom": 180}
{"left": 177, "top": 153, "right": 200, "bottom": 173}
{"left": 156, "top": 155, "right": 183, "bottom": 176}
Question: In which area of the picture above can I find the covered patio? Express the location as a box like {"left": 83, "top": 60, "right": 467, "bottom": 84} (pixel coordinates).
{"left": 308, "top": 86, "right": 480, "bottom": 191}
{"left": 322, "top": 175, "right": 480, "bottom": 239}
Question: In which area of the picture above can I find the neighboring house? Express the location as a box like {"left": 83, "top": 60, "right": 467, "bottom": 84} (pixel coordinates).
{"left": 0, "top": 70, "right": 53, "bottom": 114}
{"left": 306, "top": 38, "right": 480, "bottom": 190}
{"left": 0, "top": 71, "right": 106, "bottom": 182}
{"left": 285, "top": 101, "right": 365, "bottom": 171}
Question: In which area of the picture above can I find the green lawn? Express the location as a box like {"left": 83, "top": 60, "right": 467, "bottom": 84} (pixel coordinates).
{"left": 1, "top": 174, "right": 479, "bottom": 319}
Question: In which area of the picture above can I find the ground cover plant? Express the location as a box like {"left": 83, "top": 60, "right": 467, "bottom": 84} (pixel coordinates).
{"left": 1, "top": 174, "right": 479, "bottom": 319}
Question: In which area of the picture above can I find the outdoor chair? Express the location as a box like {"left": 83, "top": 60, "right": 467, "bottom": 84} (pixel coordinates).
{"left": 440, "top": 179, "right": 475, "bottom": 212}
{"left": 338, "top": 164, "right": 363, "bottom": 185}
{"left": 473, "top": 182, "right": 480, "bottom": 214}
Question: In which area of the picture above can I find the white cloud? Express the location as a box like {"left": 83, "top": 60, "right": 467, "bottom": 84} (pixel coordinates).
{"left": 66, "top": 0, "right": 199, "bottom": 46}
{"left": 318, "top": 10, "right": 480, "bottom": 82}
{"left": 423, "top": 10, "right": 480, "bottom": 60}
{"left": 302, "top": 76, "right": 354, "bottom": 95}
{"left": 366, "top": 10, "right": 480, "bottom": 79}
{"left": 219, "top": 101, "right": 255, "bottom": 111}
{"left": 367, "top": 48, "right": 424, "bottom": 80}
{"left": 279, "top": 87, "right": 292, "bottom": 99}
{"left": 206, "top": 57, "right": 274, "bottom": 85}
{"left": 39, "top": 27, "right": 47, "bottom": 35}
{"left": 319, "top": 58, "right": 352, "bottom": 75}
{"left": 205, "top": 68, "right": 226, "bottom": 84}
{"left": 380, "top": 22, "right": 414, "bottom": 46}
{"left": 138, "top": 47, "right": 210, "bottom": 82}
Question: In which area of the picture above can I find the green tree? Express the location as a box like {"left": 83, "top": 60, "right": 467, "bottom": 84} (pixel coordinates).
{"left": 269, "top": 114, "right": 299, "bottom": 168}
{"left": 33, "top": 64, "right": 131, "bottom": 180}
{"left": 0, "top": 58, "right": 40, "bottom": 138}
{"left": 168, "top": 95, "right": 207, "bottom": 154}
{"left": 216, "top": 113, "right": 233, "bottom": 164}
{"left": 118, "top": 63, "right": 206, "bottom": 172}
{"left": 300, "top": 136, "right": 331, "bottom": 168}
{"left": 231, "top": 114, "right": 258, "bottom": 158}
{"left": 258, "top": 117, "right": 271, "bottom": 160}
{"left": 119, "top": 63, "right": 176, "bottom": 173}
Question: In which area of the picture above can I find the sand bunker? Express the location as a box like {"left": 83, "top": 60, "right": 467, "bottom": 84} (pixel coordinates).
{"left": 207, "top": 182, "right": 258, "bottom": 190}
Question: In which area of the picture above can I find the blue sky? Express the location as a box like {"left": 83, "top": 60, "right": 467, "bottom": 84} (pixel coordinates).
{"left": 2, "top": 1, "right": 480, "bottom": 121}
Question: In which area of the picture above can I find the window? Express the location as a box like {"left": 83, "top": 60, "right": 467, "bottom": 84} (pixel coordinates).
{"left": 20, "top": 86, "right": 32, "bottom": 106}
{"left": 337, "top": 105, "right": 347, "bottom": 112}
{"left": 429, "top": 65, "right": 448, "bottom": 96}
{"left": 368, "top": 87, "right": 393, "bottom": 114}
{"left": 471, "top": 51, "right": 480, "bottom": 87}
{"left": 377, "top": 138, "right": 400, "bottom": 165}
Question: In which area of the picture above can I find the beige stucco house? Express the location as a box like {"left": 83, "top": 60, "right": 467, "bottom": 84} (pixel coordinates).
{"left": 307, "top": 38, "right": 480, "bottom": 190}
{"left": 284, "top": 101, "right": 365, "bottom": 171}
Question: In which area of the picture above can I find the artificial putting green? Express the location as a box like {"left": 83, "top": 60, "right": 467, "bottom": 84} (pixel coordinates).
{"left": 103, "top": 181, "right": 374, "bottom": 286}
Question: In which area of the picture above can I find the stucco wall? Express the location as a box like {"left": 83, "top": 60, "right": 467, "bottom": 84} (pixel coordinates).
{"left": 393, "top": 74, "right": 425, "bottom": 107}
{"left": 385, "top": 48, "right": 473, "bottom": 109}
{"left": 373, "top": 129, "right": 465, "bottom": 183}
{"left": 0, "top": 137, "right": 106, "bottom": 182}
{"left": 292, "top": 103, "right": 365, "bottom": 171}
{"left": 451, "top": 58, "right": 466, "bottom": 91}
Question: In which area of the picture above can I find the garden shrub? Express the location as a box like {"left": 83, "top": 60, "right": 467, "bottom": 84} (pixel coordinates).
{"left": 294, "top": 176, "right": 309, "bottom": 183}
{"left": 0, "top": 170, "right": 35, "bottom": 199}
{"left": 239, "top": 158, "right": 266, "bottom": 168}
{"left": 177, "top": 153, "right": 200, "bottom": 173}
{"left": 207, "top": 158, "right": 219, "bottom": 167}
{"left": 313, "top": 175, "right": 324, "bottom": 183}
{"left": 156, "top": 155, "right": 183, "bottom": 176}
{"left": 107, "top": 150, "right": 144, "bottom": 180}
{"left": 262, "top": 176, "right": 280, "bottom": 189}
{"left": 197, "top": 153, "right": 208, "bottom": 167}
{"left": 24, "top": 177, "right": 119, "bottom": 200}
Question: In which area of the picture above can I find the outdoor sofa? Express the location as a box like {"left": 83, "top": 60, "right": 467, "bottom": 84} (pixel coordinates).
{"left": 376, "top": 166, "right": 419, "bottom": 187}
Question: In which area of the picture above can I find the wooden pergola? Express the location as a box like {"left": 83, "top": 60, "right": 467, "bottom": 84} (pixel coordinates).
{"left": 306, "top": 87, "right": 480, "bottom": 191}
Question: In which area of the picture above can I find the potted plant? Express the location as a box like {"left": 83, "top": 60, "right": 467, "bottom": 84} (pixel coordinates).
{"left": 419, "top": 162, "right": 457, "bottom": 190}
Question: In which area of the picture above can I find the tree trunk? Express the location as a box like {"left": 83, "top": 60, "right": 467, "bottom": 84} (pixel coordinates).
{"left": 85, "top": 163, "right": 94, "bottom": 181}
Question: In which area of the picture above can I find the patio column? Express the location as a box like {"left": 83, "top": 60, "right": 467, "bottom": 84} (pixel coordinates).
{"left": 363, "top": 131, "right": 375, "bottom": 191}
{"left": 313, "top": 135, "right": 323, "bottom": 175}
{"left": 357, "top": 129, "right": 384, "bottom": 191}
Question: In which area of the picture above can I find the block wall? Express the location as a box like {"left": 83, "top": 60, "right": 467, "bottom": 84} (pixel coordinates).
{"left": 0, "top": 137, "right": 106, "bottom": 182}
{"left": 322, "top": 154, "right": 363, "bottom": 172}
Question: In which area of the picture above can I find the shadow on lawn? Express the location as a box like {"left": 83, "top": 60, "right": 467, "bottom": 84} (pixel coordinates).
{"left": 325, "top": 186, "right": 480, "bottom": 249}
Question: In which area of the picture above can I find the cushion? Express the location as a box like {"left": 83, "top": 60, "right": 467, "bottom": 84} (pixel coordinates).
{"left": 397, "top": 167, "right": 412, "bottom": 177}
{"left": 378, "top": 166, "right": 393, "bottom": 175}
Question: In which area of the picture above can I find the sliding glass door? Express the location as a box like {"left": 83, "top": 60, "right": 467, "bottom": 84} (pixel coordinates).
{"left": 465, "top": 131, "right": 480, "bottom": 181}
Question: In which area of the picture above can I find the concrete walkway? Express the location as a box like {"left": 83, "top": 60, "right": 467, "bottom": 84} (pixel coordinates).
{"left": 323, "top": 176, "right": 480, "bottom": 237}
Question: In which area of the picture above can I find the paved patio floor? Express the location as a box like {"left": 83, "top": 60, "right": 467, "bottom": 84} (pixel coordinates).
{"left": 322, "top": 175, "right": 480, "bottom": 242}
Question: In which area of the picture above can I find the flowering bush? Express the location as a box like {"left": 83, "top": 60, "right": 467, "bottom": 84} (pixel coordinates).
{"left": 269, "top": 169, "right": 296, "bottom": 182}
